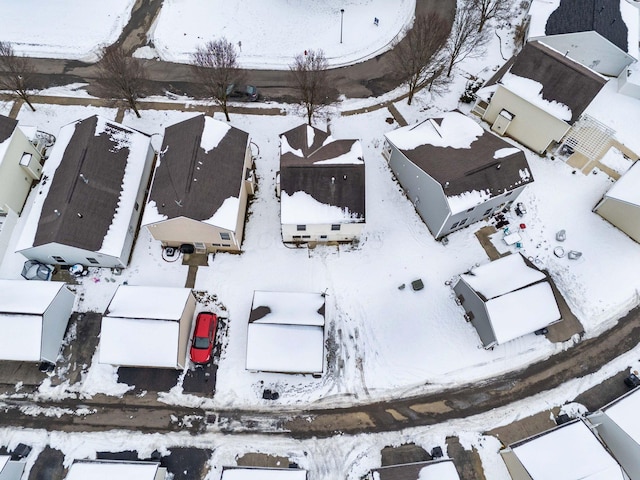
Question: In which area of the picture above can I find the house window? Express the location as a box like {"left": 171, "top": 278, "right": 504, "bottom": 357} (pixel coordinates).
{"left": 134, "top": 202, "right": 139, "bottom": 211}
{"left": 331, "top": 224, "right": 341, "bottom": 231}
{"left": 460, "top": 218, "right": 468, "bottom": 226}
{"left": 464, "top": 311, "right": 475, "bottom": 322}
{"left": 320, "top": 235, "right": 327, "bottom": 239}
{"left": 457, "top": 294, "right": 465, "bottom": 305}
{"left": 297, "top": 225, "right": 306, "bottom": 231}
{"left": 451, "top": 221, "right": 459, "bottom": 229}
{"left": 222, "top": 244, "right": 230, "bottom": 247}
{"left": 293, "top": 235, "right": 302, "bottom": 239}
{"left": 505, "top": 191, "right": 513, "bottom": 197}
{"left": 466, "top": 207, "right": 475, "bottom": 213}
{"left": 220, "top": 232, "right": 231, "bottom": 241}
{"left": 483, "top": 208, "right": 492, "bottom": 216}
{"left": 302, "top": 235, "right": 311, "bottom": 239}
{"left": 86, "top": 257, "right": 99, "bottom": 265}
{"left": 52, "top": 256, "right": 66, "bottom": 263}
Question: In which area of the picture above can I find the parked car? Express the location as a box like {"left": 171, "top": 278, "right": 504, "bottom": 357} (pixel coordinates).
{"left": 226, "top": 83, "right": 259, "bottom": 101}
{"left": 189, "top": 312, "right": 218, "bottom": 365}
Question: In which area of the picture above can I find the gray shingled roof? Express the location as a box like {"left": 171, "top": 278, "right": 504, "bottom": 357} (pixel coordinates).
{"left": 33, "top": 116, "right": 148, "bottom": 251}
{"left": 507, "top": 41, "right": 607, "bottom": 123}
{"left": 279, "top": 124, "right": 365, "bottom": 220}
{"left": 388, "top": 114, "right": 533, "bottom": 198}
{"left": 0, "top": 114, "right": 18, "bottom": 145}
{"left": 546, "top": 0, "right": 629, "bottom": 52}
{"left": 147, "top": 115, "right": 249, "bottom": 222}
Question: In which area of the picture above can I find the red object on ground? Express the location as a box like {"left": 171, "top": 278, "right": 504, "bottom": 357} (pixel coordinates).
{"left": 190, "top": 312, "right": 218, "bottom": 365}
{"left": 520, "top": 223, "right": 526, "bottom": 230}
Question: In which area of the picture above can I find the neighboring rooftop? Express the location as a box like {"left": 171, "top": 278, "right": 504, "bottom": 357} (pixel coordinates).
{"left": 603, "top": 159, "right": 640, "bottom": 205}
{"left": 221, "top": 467, "right": 307, "bottom": 480}
{"left": 0, "top": 279, "right": 67, "bottom": 315}
{"left": 602, "top": 381, "right": 640, "bottom": 444}
{"left": 279, "top": 124, "right": 365, "bottom": 224}
{"left": 105, "top": 285, "right": 192, "bottom": 320}
{"left": 143, "top": 115, "right": 250, "bottom": 231}
{"left": 65, "top": 460, "right": 163, "bottom": 480}
{"left": 384, "top": 112, "right": 532, "bottom": 209}
{"left": 371, "top": 460, "right": 461, "bottom": 480}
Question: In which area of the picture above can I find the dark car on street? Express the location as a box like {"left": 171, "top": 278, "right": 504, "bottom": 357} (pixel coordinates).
{"left": 190, "top": 312, "right": 218, "bottom": 365}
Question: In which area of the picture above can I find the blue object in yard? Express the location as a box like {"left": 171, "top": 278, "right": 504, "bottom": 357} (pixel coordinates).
{"left": 516, "top": 242, "right": 523, "bottom": 248}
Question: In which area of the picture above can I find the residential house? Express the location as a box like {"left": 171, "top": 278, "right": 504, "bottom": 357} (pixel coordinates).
{"left": 594, "top": 160, "right": 640, "bottom": 243}
{"left": 0, "top": 455, "right": 26, "bottom": 480}
{"left": 143, "top": 115, "right": 255, "bottom": 254}
{"left": 246, "top": 291, "right": 325, "bottom": 375}
{"left": 383, "top": 111, "right": 533, "bottom": 240}
{"left": 221, "top": 466, "right": 307, "bottom": 479}
{"left": 277, "top": 124, "right": 365, "bottom": 243}
{"left": 500, "top": 419, "right": 627, "bottom": 479}
{"left": 100, "top": 285, "right": 196, "bottom": 369}
{"left": 365, "top": 459, "right": 460, "bottom": 480}
{"left": 453, "top": 253, "right": 562, "bottom": 349}
{"left": 526, "top": 0, "right": 639, "bottom": 77}
{"left": 587, "top": 383, "right": 640, "bottom": 479}
{"left": 0, "top": 279, "right": 75, "bottom": 364}
{"left": 65, "top": 460, "right": 166, "bottom": 480}
{"left": 16, "top": 115, "right": 156, "bottom": 268}
{"left": 473, "top": 41, "right": 607, "bottom": 154}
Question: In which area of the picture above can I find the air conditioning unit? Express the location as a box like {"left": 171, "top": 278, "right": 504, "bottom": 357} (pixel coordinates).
{"left": 20, "top": 152, "right": 42, "bottom": 180}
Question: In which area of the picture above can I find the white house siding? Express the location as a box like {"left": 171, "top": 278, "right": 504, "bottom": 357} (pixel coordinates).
{"left": 282, "top": 222, "right": 363, "bottom": 243}
{"left": 386, "top": 145, "right": 450, "bottom": 239}
{"left": 0, "top": 128, "right": 42, "bottom": 215}
{"left": 146, "top": 217, "right": 241, "bottom": 252}
{"left": 483, "top": 85, "right": 571, "bottom": 154}
{"left": 594, "top": 197, "right": 640, "bottom": 243}
{"left": 588, "top": 410, "right": 640, "bottom": 479}
{"left": 18, "top": 241, "right": 125, "bottom": 269}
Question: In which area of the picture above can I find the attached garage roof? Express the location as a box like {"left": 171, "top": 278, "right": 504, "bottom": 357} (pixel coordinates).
{"left": 0, "top": 279, "right": 67, "bottom": 315}
{"left": 0, "top": 314, "right": 45, "bottom": 362}
{"left": 66, "top": 461, "right": 162, "bottom": 480}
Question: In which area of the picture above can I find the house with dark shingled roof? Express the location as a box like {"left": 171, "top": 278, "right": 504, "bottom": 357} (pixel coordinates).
{"left": 277, "top": 124, "right": 365, "bottom": 243}
{"left": 473, "top": 41, "right": 607, "bottom": 154}
{"left": 383, "top": 111, "right": 533, "bottom": 240}
{"left": 16, "top": 115, "right": 155, "bottom": 268}
{"left": 142, "top": 115, "right": 255, "bottom": 254}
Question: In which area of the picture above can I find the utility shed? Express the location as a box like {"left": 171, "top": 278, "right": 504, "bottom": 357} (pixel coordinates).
{"left": 587, "top": 386, "right": 640, "bottom": 479}
{"left": 453, "top": 253, "right": 561, "bottom": 349}
{"left": 100, "top": 286, "right": 196, "bottom": 369}
{"left": 0, "top": 279, "right": 74, "bottom": 363}
{"left": 65, "top": 460, "right": 166, "bottom": 480}
{"left": 594, "top": 160, "right": 640, "bottom": 243}
{"left": 367, "top": 459, "right": 461, "bottom": 480}
{"left": 246, "top": 291, "right": 325, "bottom": 374}
{"left": 501, "top": 419, "right": 626, "bottom": 479}
{"left": 0, "top": 455, "right": 26, "bottom": 480}
{"left": 221, "top": 467, "right": 307, "bottom": 479}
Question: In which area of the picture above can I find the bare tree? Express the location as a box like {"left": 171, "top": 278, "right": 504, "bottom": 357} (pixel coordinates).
{"left": 191, "top": 38, "right": 242, "bottom": 122}
{"left": 392, "top": 12, "right": 451, "bottom": 105}
{"left": 289, "top": 49, "right": 330, "bottom": 125}
{"left": 0, "top": 41, "right": 36, "bottom": 111}
{"left": 474, "top": 0, "right": 512, "bottom": 33}
{"left": 444, "top": 0, "right": 490, "bottom": 77}
{"left": 98, "top": 45, "right": 145, "bottom": 118}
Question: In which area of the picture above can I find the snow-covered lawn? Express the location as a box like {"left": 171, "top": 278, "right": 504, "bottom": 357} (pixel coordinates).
{"left": 0, "top": 0, "right": 136, "bottom": 61}
{"left": 0, "top": 101, "right": 12, "bottom": 117}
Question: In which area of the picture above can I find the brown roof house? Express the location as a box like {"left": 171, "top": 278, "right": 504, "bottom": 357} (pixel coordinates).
{"left": 472, "top": 41, "right": 608, "bottom": 154}
{"left": 143, "top": 115, "right": 255, "bottom": 254}
{"left": 383, "top": 111, "right": 533, "bottom": 239}
{"left": 16, "top": 115, "right": 155, "bottom": 268}
{"left": 277, "top": 124, "right": 365, "bottom": 243}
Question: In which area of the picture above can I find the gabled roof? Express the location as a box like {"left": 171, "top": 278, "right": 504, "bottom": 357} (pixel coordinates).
{"left": 545, "top": 0, "right": 629, "bottom": 52}
{"left": 66, "top": 460, "right": 162, "bottom": 480}
{"left": 144, "top": 115, "right": 250, "bottom": 230}
{"left": 279, "top": 124, "right": 365, "bottom": 224}
{"left": 384, "top": 112, "right": 532, "bottom": 209}
{"left": 17, "top": 115, "right": 152, "bottom": 256}
{"left": 503, "top": 41, "right": 607, "bottom": 123}
{"left": 372, "top": 459, "right": 460, "bottom": 480}
{"left": 105, "top": 285, "right": 192, "bottom": 320}
{"left": 603, "top": 159, "right": 640, "bottom": 205}
{"left": 0, "top": 279, "right": 67, "bottom": 315}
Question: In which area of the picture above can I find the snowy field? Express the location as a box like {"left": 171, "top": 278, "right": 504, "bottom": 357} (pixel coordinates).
{"left": 0, "top": 0, "right": 136, "bottom": 61}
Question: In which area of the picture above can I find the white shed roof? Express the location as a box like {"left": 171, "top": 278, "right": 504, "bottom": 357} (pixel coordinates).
{"left": 0, "top": 280, "right": 67, "bottom": 314}
{"left": 251, "top": 291, "right": 325, "bottom": 326}
{"left": 222, "top": 468, "right": 307, "bottom": 480}
{"left": 417, "top": 460, "right": 460, "bottom": 480}
{"left": 512, "top": 420, "right": 625, "bottom": 479}
{"left": 66, "top": 461, "right": 161, "bottom": 480}
{"left": 99, "top": 316, "right": 180, "bottom": 368}
{"left": 0, "top": 314, "right": 45, "bottom": 361}
{"left": 603, "top": 387, "right": 640, "bottom": 446}
{"left": 604, "top": 160, "right": 640, "bottom": 206}
{"left": 461, "top": 254, "right": 546, "bottom": 300}
{"left": 106, "top": 285, "right": 192, "bottom": 320}
{"left": 0, "top": 455, "right": 9, "bottom": 472}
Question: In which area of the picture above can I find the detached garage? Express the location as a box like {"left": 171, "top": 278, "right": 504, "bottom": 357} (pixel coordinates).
{"left": 0, "top": 455, "right": 26, "bottom": 480}
{"left": 246, "top": 291, "right": 326, "bottom": 375}
{"left": 0, "top": 279, "right": 75, "bottom": 364}
{"left": 65, "top": 460, "right": 166, "bottom": 480}
{"left": 100, "top": 286, "right": 196, "bottom": 369}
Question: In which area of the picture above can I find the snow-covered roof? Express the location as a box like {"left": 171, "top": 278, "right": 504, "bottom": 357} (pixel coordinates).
{"left": 106, "top": 285, "right": 192, "bottom": 320}
{"left": 99, "top": 316, "right": 181, "bottom": 368}
{"left": 373, "top": 460, "right": 460, "bottom": 480}
{"left": 501, "top": 70, "right": 572, "bottom": 121}
{"left": 604, "top": 160, "right": 640, "bottom": 205}
{"left": 460, "top": 254, "right": 546, "bottom": 299}
{"left": 512, "top": 420, "right": 625, "bottom": 479}
{"left": 416, "top": 461, "right": 460, "bottom": 480}
{"left": 602, "top": 387, "right": 640, "bottom": 445}
{"left": 16, "top": 115, "right": 152, "bottom": 257}
{"left": 0, "top": 456, "right": 8, "bottom": 471}
{"left": 65, "top": 461, "right": 162, "bottom": 480}
{"left": 0, "top": 279, "right": 67, "bottom": 314}
{"left": 0, "top": 314, "right": 43, "bottom": 362}
{"left": 384, "top": 112, "right": 532, "bottom": 209}
{"left": 221, "top": 468, "right": 307, "bottom": 480}
{"left": 247, "top": 291, "right": 325, "bottom": 374}
{"left": 143, "top": 115, "right": 250, "bottom": 231}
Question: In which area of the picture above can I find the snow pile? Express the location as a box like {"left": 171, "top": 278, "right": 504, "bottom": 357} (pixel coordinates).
{"left": 501, "top": 71, "right": 572, "bottom": 121}
{"left": 281, "top": 190, "right": 363, "bottom": 224}
{"left": 386, "top": 112, "right": 484, "bottom": 150}
{"left": 204, "top": 196, "right": 241, "bottom": 231}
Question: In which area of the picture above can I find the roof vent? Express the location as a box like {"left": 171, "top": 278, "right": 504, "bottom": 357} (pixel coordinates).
{"left": 79, "top": 173, "right": 89, "bottom": 184}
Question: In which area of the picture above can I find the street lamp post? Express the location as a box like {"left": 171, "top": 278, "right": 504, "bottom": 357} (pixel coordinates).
{"left": 340, "top": 9, "right": 344, "bottom": 44}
